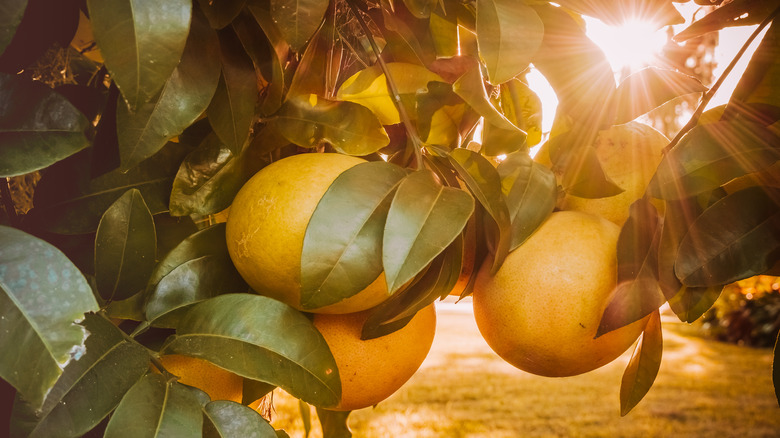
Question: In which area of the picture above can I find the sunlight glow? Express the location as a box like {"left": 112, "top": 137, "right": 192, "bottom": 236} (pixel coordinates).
{"left": 586, "top": 18, "right": 668, "bottom": 71}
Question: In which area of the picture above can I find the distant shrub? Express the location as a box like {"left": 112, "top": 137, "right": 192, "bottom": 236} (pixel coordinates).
{"left": 701, "top": 276, "right": 780, "bottom": 348}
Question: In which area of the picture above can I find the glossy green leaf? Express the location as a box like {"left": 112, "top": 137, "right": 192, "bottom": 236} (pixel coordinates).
{"left": 301, "top": 161, "right": 408, "bottom": 309}
{"left": 317, "top": 408, "right": 352, "bottom": 438}
{"left": 27, "top": 141, "right": 192, "bottom": 234}
{"left": 336, "top": 63, "right": 443, "bottom": 126}
{"left": 0, "top": 73, "right": 89, "bottom": 177}
{"left": 87, "top": 0, "right": 191, "bottom": 110}
{"left": 649, "top": 121, "right": 780, "bottom": 200}
{"left": 241, "top": 379, "right": 275, "bottom": 405}
{"left": 104, "top": 374, "right": 203, "bottom": 438}
{"left": 10, "top": 314, "right": 150, "bottom": 438}
{"left": 403, "top": 0, "right": 437, "bottom": 18}
{"left": 0, "top": 0, "right": 27, "bottom": 55}
{"left": 285, "top": 11, "right": 339, "bottom": 98}
{"left": 555, "top": 136, "right": 625, "bottom": 198}
{"left": 169, "top": 132, "right": 260, "bottom": 217}
{"left": 116, "top": 12, "right": 221, "bottom": 171}
{"left": 299, "top": 400, "right": 312, "bottom": 437}
{"left": 95, "top": 189, "right": 156, "bottom": 302}
{"left": 235, "top": 7, "right": 288, "bottom": 116}
{"left": 207, "top": 27, "right": 258, "bottom": 154}
{"left": 449, "top": 148, "right": 511, "bottom": 273}
{"left": 203, "top": 400, "right": 277, "bottom": 438}
{"left": 197, "top": 0, "right": 246, "bottom": 29}
{"left": 476, "top": 0, "right": 542, "bottom": 85}
{"left": 481, "top": 121, "right": 527, "bottom": 157}
{"left": 383, "top": 169, "right": 474, "bottom": 293}
{"left": 496, "top": 153, "right": 557, "bottom": 251}
{"left": 452, "top": 65, "right": 521, "bottom": 132}
{"left": 146, "top": 255, "right": 248, "bottom": 328}
{"left": 154, "top": 215, "right": 200, "bottom": 261}
{"left": 675, "top": 186, "right": 780, "bottom": 287}
{"left": 667, "top": 285, "right": 722, "bottom": 324}
{"left": 674, "top": 0, "right": 779, "bottom": 42}
{"left": 274, "top": 94, "right": 389, "bottom": 155}
{"left": 105, "top": 289, "right": 147, "bottom": 322}
{"left": 429, "top": 2, "right": 458, "bottom": 58}
{"left": 364, "top": 240, "right": 460, "bottom": 339}
{"left": 146, "top": 223, "right": 230, "bottom": 296}
{"left": 271, "top": 0, "right": 329, "bottom": 52}
{"left": 0, "top": 226, "right": 98, "bottom": 410}
{"left": 161, "top": 294, "right": 341, "bottom": 408}
{"left": 530, "top": 4, "right": 615, "bottom": 127}
{"left": 620, "top": 311, "right": 663, "bottom": 416}
{"left": 614, "top": 67, "right": 707, "bottom": 124}
{"left": 598, "top": 199, "right": 665, "bottom": 337}
{"left": 500, "top": 78, "right": 544, "bottom": 147}
{"left": 416, "top": 81, "right": 465, "bottom": 148}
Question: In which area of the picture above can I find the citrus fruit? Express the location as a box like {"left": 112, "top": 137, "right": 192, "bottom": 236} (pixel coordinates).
{"left": 226, "top": 153, "right": 391, "bottom": 313}
{"left": 157, "top": 354, "right": 243, "bottom": 403}
{"left": 312, "top": 304, "right": 437, "bottom": 411}
{"left": 561, "top": 122, "right": 668, "bottom": 225}
{"left": 472, "top": 211, "right": 649, "bottom": 377}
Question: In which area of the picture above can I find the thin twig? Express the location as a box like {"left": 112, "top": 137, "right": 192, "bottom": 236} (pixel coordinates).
{"left": 1, "top": 178, "right": 19, "bottom": 227}
{"left": 343, "top": 0, "right": 425, "bottom": 169}
{"left": 98, "top": 312, "right": 173, "bottom": 377}
{"left": 664, "top": 5, "right": 780, "bottom": 153}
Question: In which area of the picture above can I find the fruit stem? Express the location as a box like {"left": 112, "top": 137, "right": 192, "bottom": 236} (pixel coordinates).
{"left": 344, "top": 0, "right": 425, "bottom": 169}
{"left": 663, "top": 5, "right": 780, "bottom": 153}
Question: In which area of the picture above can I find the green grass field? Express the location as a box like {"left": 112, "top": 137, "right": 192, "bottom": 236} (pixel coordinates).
{"left": 270, "top": 297, "right": 780, "bottom": 437}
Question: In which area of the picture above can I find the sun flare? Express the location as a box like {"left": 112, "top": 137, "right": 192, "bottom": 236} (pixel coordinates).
{"left": 586, "top": 18, "right": 669, "bottom": 71}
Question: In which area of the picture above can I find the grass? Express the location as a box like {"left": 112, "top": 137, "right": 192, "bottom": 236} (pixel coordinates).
{"left": 269, "top": 297, "right": 780, "bottom": 437}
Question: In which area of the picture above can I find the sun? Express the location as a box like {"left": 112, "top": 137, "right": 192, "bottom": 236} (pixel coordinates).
{"left": 586, "top": 17, "right": 669, "bottom": 72}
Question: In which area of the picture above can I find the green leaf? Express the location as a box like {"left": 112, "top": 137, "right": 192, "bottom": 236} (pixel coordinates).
{"left": 299, "top": 400, "right": 312, "bottom": 438}
{"left": 620, "top": 311, "right": 663, "bottom": 417}
{"left": 336, "top": 63, "right": 443, "bottom": 126}
{"left": 146, "top": 255, "right": 249, "bottom": 328}
{"left": 95, "top": 189, "right": 157, "bottom": 302}
{"left": 116, "top": 12, "right": 221, "bottom": 171}
{"left": 197, "top": 0, "right": 246, "bottom": 29}
{"left": 271, "top": 0, "right": 328, "bottom": 52}
{"left": 429, "top": 2, "right": 458, "bottom": 58}
{"left": 402, "top": 0, "right": 437, "bottom": 18}
{"left": 551, "top": 131, "right": 625, "bottom": 199}
{"left": 598, "top": 199, "right": 665, "bottom": 337}
{"left": 104, "top": 374, "right": 203, "bottom": 438}
{"left": 726, "top": 21, "right": 780, "bottom": 113}
{"left": 530, "top": 4, "right": 615, "bottom": 127}
{"left": 87, "top": 0, "right": 192, "bottom": 110}
{"left": 207, "top": 27, "right": 258, "bottom": 154}
{"left": 614, "top": 67, "right": 707, "bottom": 124}
{"left": 363, "top": 240, "right": 460, "bottom": 339}
{"left": 496, "top": 152, "right": 557, "bottom": 251}
{"left": 285, "top": 11, "right": 339, "bottom": 98}
{"left": 0, "top": 0, "right": 27, "bottom": 55}
{"left": 476, "top": 0, "right": 542, "bottom": 85}
{"left": 480, "top": 121, "right": 527, "bottom": 157}
{"left": 773, "top": 331, "right": 780, "bottom": 407}
{"left": 0, "top": 226, "right": 98, "bottom": 410}
{"left": 0, "top": 73, "right": 89, "bottom": 177}
{"left": 242, "top": 379, "right": 275, "bottom": 405}
{"left": 27, "top": 141, "right": 192, "bottom": 234}
{"left": 383, "top": 169, "right": 474, "bottom": 293}
{"left": 169, "top": 132, "right": 260, "bottom": 217}
{"left": 203, "top": 400, "right": 277, "bottom": 438}
{"left": 235, "top": 8, "right": 288, "bottom": 116}
{"left": 448, "top": 148, "right": 511, "bottom": 273}
{"left": 500, "top": 78, "right": 544, "bottom": 147}
{"left": 649, "top": 121, "right": 780, "bottom": 200}
{"left": 146, "top": 223, "right": 231, "bottom": 296}
{"left": 452, "top": 64, "right": 522, "bottom": 132}
{"left": 555, "top": 0, "right": 684, "bottom": 28}
{"left": 301, "top": 161, "right": 408, "bottom": 310}
{"left": 161, "top": 294, "right": 341, "bottom": 408}
{"left": 10, "top": 314, "right": 150, "bottom": 438}
{"left": 675, "top": 186, "right": 780, "bottom": 287}
{"left": 674, "top": 0, "right": 780, "bottom": 42}
{"left": 274, "top": 94, "right": 390, "bottom": 155}
{"left": 316, "top": 408, "right": 352, "bottom": 438}
{"left": 667, "top": 285, "right": 722, "bottom": 324}
{"left": 415, "top": 81, "right": 465, "bottom": 148}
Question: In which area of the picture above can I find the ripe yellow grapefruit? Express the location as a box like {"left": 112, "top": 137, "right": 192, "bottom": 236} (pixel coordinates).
{"left": 561, "top": 122, "right": 668, "bottom": 225}
{"left": 472, "top": 211, "right": 649, "bottom": 377}
{"left": 312, "top": 304, "right": 437, "bottom": 411}
{"left": 226, "top": 153, "right": 391, "bottom": 313}
{"left": 157, "top": 354, "right": 243, "bottom": 403}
